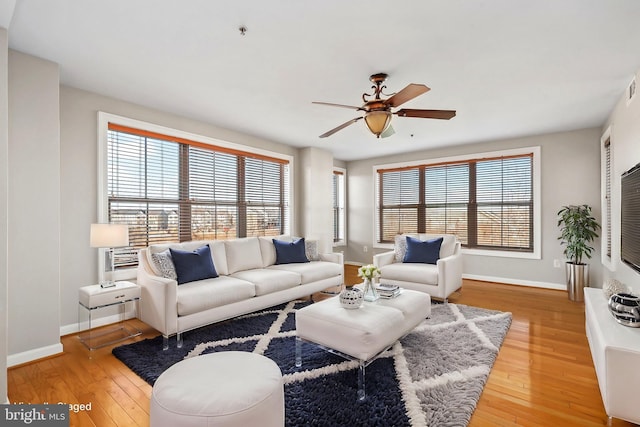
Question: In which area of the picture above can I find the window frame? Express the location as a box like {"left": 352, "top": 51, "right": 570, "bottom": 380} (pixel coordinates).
{"left": 97, "top": 112, "right": 295, "bottom": 281}
{"left": 373, "top": 146, "right": 541, "bottom": 259}
{"left": 332, "top": 167, "right": 347, "bottom": 246}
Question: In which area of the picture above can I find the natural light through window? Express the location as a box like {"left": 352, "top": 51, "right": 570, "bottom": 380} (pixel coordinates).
{"left": 374, "top": 147, "right": 540, "bottom": 258}
{"left": 98, "top": 113, "right": 293, "bottom": 269}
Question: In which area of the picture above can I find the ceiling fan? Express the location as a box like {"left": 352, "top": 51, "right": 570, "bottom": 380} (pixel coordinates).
{"left": 313, "top": 73, "right": 456, "bottom": 138}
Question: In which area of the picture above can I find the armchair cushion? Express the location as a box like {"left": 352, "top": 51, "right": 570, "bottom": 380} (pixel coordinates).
{"left": 170, "top": 244, "right": 218, "bottom": 285}
{"left": 380, "top": 263, "right": 439, "bottom": 285}
{"left": 273, "top": 238, "right": 309, "bottom": 264}
{"left": 403, "top": 236, "right": 443, "bottom": 264}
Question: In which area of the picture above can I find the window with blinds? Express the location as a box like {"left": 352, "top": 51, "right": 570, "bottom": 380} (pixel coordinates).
{"left": 604, "top": 137, "right": 612, "bottom": 259}
{"left": 377, "top": 153, "right": 534, "bottom": 252}
{"left": 332, "top": 169, "right": 346, "bottom": 243}
{"left": 107, "top": 124, "right": 290, "bottom": 268}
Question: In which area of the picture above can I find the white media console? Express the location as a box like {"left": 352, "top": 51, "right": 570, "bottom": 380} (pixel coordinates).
{"left": 584, "top": 287, "right": 640, "bottom": 425}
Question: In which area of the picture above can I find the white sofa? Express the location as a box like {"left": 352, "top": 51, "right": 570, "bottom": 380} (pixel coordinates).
{"left": 137, "top": 236, "right": 343, "bottom": 349}
{"left": 373, "top": 233, "right": 462, "bottom": 301}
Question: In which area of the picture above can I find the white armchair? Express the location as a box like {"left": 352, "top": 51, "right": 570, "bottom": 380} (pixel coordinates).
{"left": 373, "top": 234, "right": 463, "bottom": 301}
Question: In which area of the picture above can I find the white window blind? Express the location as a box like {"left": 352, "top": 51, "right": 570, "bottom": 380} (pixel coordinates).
{"left": 107, "top": 124, "right": 290, "bottom": 268}
{"left": 332, "top": 170, "right": 345, "bottom": 243}
{"left": 604, "top": 138, "right": 612, "bottom": 258}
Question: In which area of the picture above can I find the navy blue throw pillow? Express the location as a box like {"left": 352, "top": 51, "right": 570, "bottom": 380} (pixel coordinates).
{"left": 273, "top": 238, "right": 310, "bottom": 265}
{"left": 169, "top": 244, "right": 218, "bottom": 285}
{"left": 403, "top": 236, "right": 443, "bottom": 265}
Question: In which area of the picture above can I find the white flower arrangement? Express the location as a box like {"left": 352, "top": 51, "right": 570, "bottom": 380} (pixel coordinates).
{"left": 358, "top": 264, "right": 380, "bottom": 281}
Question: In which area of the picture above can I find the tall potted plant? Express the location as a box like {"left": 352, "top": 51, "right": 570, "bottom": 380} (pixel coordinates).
{"left": 557, "top": 204, "right": 600, "bottom": 301}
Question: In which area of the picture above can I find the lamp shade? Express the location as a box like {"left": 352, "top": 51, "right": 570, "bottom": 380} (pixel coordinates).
{"left": 364, "top": 111, "right": 392, "bottom": 137}
{"left": 90, "top": 223, "right": 129, "bottom": 248}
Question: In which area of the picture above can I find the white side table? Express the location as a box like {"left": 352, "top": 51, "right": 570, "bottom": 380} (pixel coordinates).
{"left": 78, "top": 281, "right": 142, "bottom": 350}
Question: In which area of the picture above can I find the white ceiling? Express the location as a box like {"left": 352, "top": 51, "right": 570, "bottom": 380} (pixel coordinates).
{"left": 5, "top": 1, "right": 640, "bottom": 161}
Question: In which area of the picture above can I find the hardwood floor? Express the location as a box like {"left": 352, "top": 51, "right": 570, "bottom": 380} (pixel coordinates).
{"left": 7, "top": 272, "right": 638, "bottom": 426}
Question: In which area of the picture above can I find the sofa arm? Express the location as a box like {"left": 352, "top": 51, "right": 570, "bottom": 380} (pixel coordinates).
{"left": 319, "top": 252, "right": 344, "bottom": 265}
{"left": 436, "top": 242, "right": 463, "bottom": 295}
{"left": 137, "top": 250, "right": 178, "bottom": 337}
{"left": 374, "top": 251, "right": 395, "bottom": 268}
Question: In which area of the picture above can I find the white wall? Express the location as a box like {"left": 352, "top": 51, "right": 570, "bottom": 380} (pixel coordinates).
{"left": 603, "top": 69, "right": 640, "bottom": 293}
{"left": 1, "top": 27, "right": 9, "bottom": 403}
{"left": 7, "top": 50, "right": 62, "bottom": 364}
{"left": 345, "top": 128, "right": 603, "bottom": 289}
{"left": 59, "top": 85, "right": 303, "bottom": 330}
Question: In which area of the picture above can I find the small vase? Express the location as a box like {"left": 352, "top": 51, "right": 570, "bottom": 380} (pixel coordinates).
{"left": 363, "top": 278, "right": 379, "bottom": 302}
{"left": 339, "top": 286, "right": 364, "bottom": 309}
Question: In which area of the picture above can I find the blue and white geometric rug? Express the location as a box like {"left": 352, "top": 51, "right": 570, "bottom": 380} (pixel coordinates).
{"left": 113, "top": 300, "right": 511, "bottom": 426}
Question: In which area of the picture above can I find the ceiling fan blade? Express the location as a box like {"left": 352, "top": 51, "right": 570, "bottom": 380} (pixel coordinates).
{"left": 380, "top": 125, "right": 395, "bottom": 139}
{"left": 385, "top": 84, "right": 430, "bottom": 108}
{"left": 395, "top": 109, "right": 456, "bottom": 120}
{"left": 312, "top": 101, "right": 364, "bottom": 110}
{"left": 319, "top": 117, "right": 363, "bottom": 138}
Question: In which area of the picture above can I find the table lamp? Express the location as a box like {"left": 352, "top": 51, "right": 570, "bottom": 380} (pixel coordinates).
{"left": 90, "top": 223, "right": 129, "bottom": 288}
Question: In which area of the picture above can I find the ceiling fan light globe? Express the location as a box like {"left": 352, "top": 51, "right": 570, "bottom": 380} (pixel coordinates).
{"left": 364, "top": 111, "right": 392, "bottom": 137}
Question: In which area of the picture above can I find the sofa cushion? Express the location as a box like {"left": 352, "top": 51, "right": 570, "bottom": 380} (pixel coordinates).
{"left": 269, "top": 261, "right": 342, "bottom": 284}
{"left": 151, "top": 249, "right": 177, "bottom": 280}
{"left": 273, "top": 238, "right": 309, "bottom": 264}
{"left": 403, "top": 236, "right": 443, "bottom": 264}
{"left": 176, "top": 276, "right": 256, "bottom": 317}
{"left": 380, "top": 262, "right": 439, "bottom": 285}
{"left": 224, "top": 237, "right": 263, "bottom": 274}
{"left": 147, "top": 240, "right": 228, "bottom": 276}
{"left": 170, "top": 245, "right": 218, "bottom": 285}
{"left": 231, "top": 268, "right": 301, "bottom": 296}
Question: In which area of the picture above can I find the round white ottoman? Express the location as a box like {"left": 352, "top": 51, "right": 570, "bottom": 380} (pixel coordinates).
{"left": 150, "top": 351, "right": 284, "bottom": 427}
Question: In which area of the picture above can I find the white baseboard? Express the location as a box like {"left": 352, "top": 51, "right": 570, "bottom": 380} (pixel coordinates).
{"left": 9, "top": 311, "right": 138, "bottom": 366}
{"left": 7, "top": 343, "right": 63, "bottom": 368}
{"left": 463, "top": 274, "right": 566, "bottom": 291}
{"left": 60, "top": 310, "right": 138, "bottom": 336}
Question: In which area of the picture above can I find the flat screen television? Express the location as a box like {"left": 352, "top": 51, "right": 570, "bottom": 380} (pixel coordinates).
{"left": 621, "top": 162, "right": 640, "bottom": 273}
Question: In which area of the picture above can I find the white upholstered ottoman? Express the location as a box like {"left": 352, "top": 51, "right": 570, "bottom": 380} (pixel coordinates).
{"left": 150, "top": 351, "right": 284, "bottom": 427}
{"left": 295, "top": 289, "right": 431, "bottom": 400}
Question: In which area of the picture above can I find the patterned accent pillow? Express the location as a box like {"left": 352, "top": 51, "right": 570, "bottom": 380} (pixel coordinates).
{"left": 394, "top": 234, "right": 408, "bottom": 263}
{"left": 305, "top": 239, "right": 319, "bottom": 261}
{"left": 151, "top": 249, "right": 177, "bottom": 280}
